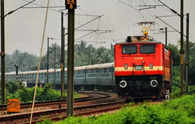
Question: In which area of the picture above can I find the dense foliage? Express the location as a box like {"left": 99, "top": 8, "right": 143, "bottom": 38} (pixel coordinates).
{"left": 5, "top": 50, "right": 38, "bottom": 72}
{"left": 7, "top": 86, "right": 61, "bottom": 103}
{"left": 168, "top": 42, "right": 195, "bottom": 85}
{"left": 4, "top": 41, "right": 113, "bottom": 72}
{"left": 38, "top": 94, "right": 195, "bottom": 124}
{"left": 1, "top": 82, "right": 79, "bottom": 103}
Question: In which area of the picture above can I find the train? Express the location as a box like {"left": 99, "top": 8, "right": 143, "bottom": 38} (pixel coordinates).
{"left": 114, "top": 36, "right": 172, "bottom": 99}
{"left": 5, "top": 34, "right": 172, "bottom": 100}
{"left": 5, "top": 63, "right": 115, "bottom": 91}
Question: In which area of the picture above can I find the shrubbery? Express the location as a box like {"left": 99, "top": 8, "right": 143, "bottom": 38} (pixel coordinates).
{"left": 0, "top": 81, "right": 79, "bottom": 103}
{"left": 39, "top": 94, "right": 195, "bottom": 124}
{"left": 8, "top": 86, "right": 61, "bottom": 103}
{"left": 5, "top": 82, "right": 63, "bottom": 103}
{"left": 7, "top": 84, "right": 61, "bottom": 103}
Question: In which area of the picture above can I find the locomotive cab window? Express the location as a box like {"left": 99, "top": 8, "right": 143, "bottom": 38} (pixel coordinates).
{"left": 122, "top": 45, "right": 137, "bottom": 54}
{"left": 140, "top": 44, "right": 155, "bottom": 54}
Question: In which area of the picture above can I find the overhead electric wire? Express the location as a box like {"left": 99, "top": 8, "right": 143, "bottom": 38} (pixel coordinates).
{"left": 76, "top": 14, "right": 102, "bottom": 17}
{"left": 156, "top": 15, "right": 178, "bottom": 18}
{"left": 76, "top": 30, "right": 112, "bottom": 41}
{"left": 155, "top": 16, "right": 185, "bottom": 36}
{"left": 158, "top": 0, "right": 180, "bottom": 17}
{"left": 75, "top": 15, "right": 103, "bottom": 30}
{"left": 118, "top": 0, "right": 139, "bottom": 11}
{"left": 73, "top": 15, "right": 107, "bottom": 40}
{"left": 21, "top": 0, "right": 60, "bottom": 13}
{"left": 76, "top": 29, "right": 112, "bottom": 32}
{"left": 4, "top": 0, "right": 36, "bottom": 17}
{"left": 29, "top": 0, "right": 50, "bottom": 124}
{"left": 23, "top": 6, "right": 65, "bottom": 9}
{"left": 76, "top": 31, "right": 97, "bottom": 40}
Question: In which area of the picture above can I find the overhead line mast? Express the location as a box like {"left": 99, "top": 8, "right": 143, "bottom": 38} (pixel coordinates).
{"left": 180, "top": 0, "right": 184, "bottom": 95}
{"left": 65, "top": 0, "right": 77, "bottom": 117}
{"left": 1, "top": 0, "right": 6, "bottom": 105}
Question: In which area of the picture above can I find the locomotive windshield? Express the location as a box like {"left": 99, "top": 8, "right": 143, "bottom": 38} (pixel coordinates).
{"left": 140, "top": 44, "right": 155, "bottom": 54}
{"left": 122, "top": 45, "right": 137, "bottom": 54}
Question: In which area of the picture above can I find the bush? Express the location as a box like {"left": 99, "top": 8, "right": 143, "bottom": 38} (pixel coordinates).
{"left": 6, "top": 83, "right": 80, "bottom": 103}
{"left": 49, "top": 94, "right": 195, "bottom": 124}
{"left": 7, "top": 84, "right": 62, "bottom": 103}
{"left": 6, "top": 80, "right": 25, "bottom": 94}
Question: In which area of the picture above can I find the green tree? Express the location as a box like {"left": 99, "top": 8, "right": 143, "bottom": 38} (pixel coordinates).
{"left": 189, "top": 42, "right": 195, "bottom": 84}
{"left": 74, "top": 41, "right": 113, "bottom": 66}
{"left": 95, "top": 47, "right": 113, "bottom": 64}
{"left": 5, "top": 50, "right": 38, "bottom": 72}
{"left": 168, "top": 44, "right": 180, "bottom": 66}
{"left": 6, "top": 80, "right": 25, "bottom": 94}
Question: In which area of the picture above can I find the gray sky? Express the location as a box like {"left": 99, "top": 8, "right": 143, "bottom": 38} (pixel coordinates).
{"left": 1, "top": 0, "right": 194, "bottom": 55}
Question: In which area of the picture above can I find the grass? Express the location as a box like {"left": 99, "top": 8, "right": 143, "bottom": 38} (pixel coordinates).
{"left": 38, "top": 93, "right": 195, "bottom": 124}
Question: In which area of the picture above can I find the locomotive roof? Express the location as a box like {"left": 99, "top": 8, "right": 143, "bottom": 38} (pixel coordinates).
{"left": 115, "top": 41, "right": 162, "bottom": 45}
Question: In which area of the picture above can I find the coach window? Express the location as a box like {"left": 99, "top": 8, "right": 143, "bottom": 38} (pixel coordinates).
{"left": 140, "top": 44, "right": 155, "bottom": 54}
{"left": 122, "top": 45, "right": 137, "bottom": 54}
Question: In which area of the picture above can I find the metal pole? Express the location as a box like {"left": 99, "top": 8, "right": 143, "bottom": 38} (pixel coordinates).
{"left": 47, "top": 37, "right": 49, "bottom": 83}
{"left": 186, "top": 13, "right": 189, "bottom": 92}
{"left": 54, "top": 44, "right": 57, "bottom": 84}
{"left": 64, "top": 28, "right": 66, "bottom": 67}
{"left": 61, "top": 12, "right": 65, "bottom": 98}
{"left": 54, "top": 45, "right": 56, "bottom": 84}
{"left": 180, "top": 0, "right": 185, "bottom": 95}
{"left": 1, "top": 0, "right": 6, "bottom": 104}
{"left": 15, "top": 65, "right": 18, "bottom": 80}
{"left": 67, "top": 8, "right": 75, "bottom": 116}
{"left": 165, "top": 27, "right": 168, "bottom": 47}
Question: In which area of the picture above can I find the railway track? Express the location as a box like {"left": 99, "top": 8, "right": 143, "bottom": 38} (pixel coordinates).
{"left": 0, "top": 91, "right": 109, "bottom": 115}
{"left": 0, "top": 91, "right": 126, "bottom": 124}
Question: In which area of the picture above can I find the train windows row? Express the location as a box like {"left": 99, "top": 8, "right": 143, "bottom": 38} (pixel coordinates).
{"left": 5, "top": 67, "right": 114, "bottom": 83}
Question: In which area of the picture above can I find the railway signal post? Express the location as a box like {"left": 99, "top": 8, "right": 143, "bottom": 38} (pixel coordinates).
{"left": 65, "top": 0, "right": 77, "bottom": 116}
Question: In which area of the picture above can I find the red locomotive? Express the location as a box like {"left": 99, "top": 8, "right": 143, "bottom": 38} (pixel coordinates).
{"left": 114, "top": 36, "right": 172, "bottom": 99}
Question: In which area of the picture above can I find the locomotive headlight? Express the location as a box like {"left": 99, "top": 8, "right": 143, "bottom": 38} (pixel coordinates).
{"left": 124, "top": 64, "right": 128, "bottom": 70}
{"left": 149, "top": 64, "right": 153, "bottom": 69}
{"left": 150, "top": 80, "right": 158, "bottom": 88}
{"left": 119, "top": 80, "right": 127, "bottom": 88}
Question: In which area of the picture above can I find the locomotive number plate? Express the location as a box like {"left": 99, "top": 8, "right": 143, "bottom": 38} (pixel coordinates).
{"left": 135, "top": 65, "right": 143, "bottom": 70}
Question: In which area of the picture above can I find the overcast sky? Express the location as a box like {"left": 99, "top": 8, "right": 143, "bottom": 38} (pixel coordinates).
{"left": 1, "top": 0, "right": 194, "bottom": 55}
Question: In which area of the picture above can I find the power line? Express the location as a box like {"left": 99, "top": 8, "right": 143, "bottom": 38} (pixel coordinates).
{"left": 76, "top": 29, "right": 112, "bottom": 32}
{"left": 118, "top": 0, "right": 139, "bottom": 11}
{"left": 23, "top": 6, "right": 66, "bottom": 9}
{"left": 138, "top": 4, "right": 163, "bottom": 11}
{"left": 155, "top": 16, "right": 181, "bottom": 35}
{"left": 156, "top": 15, "right": 178, "bottom": 18}
{"left": 75, "top": 15, "right": 103, "bottom": 30}
{"left": 158, "top": 0, "right": 180, "bottom": 17}
{"left": 21, "top": 0, "right": 60, "bottom": 13}
{"left": 76, "top": 14, "right": 102, "bottom": 17}
{"left": 76, "top": 31, "right": 97, "bottom": 40}
{"left": 4, "top": 0, "right": 37, "bottom": 17}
